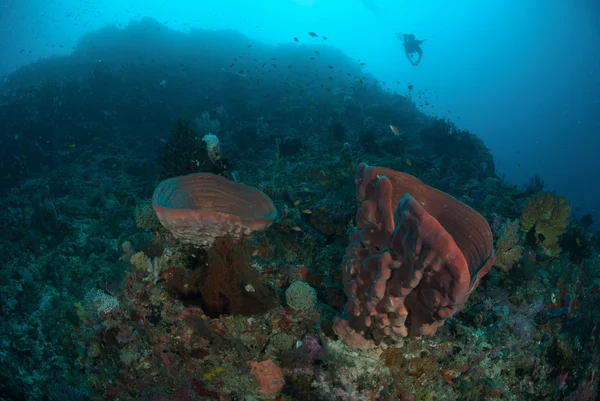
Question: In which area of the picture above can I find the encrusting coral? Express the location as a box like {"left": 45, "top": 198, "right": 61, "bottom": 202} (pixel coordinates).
{"left": 248, "top": 359, "right": 285, "bottom": 396}
{"left": 285, "top": 281, "right": 318, "bottom": 311}
{"left": 134, "top": 200, "right": 161, "bottom": 232}
{"left": 520, "top": 192, "right": 571, "bottom": 257}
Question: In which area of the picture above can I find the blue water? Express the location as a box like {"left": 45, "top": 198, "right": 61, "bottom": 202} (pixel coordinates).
{"left": 2, "top": 0, "right": 599, "bottom": 223}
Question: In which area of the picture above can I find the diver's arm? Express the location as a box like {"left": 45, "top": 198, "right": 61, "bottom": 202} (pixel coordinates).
{"left": 404, "top": 49, "right": 416, "bottom": 65}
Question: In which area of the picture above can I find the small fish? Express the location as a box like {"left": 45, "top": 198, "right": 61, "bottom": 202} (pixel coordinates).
{"left": 291, "top": 226, "right": 303, "bottom": 232}
{"left": 360, "top": 62, "right": 365, "bottom": 66}
{"left": 308, "top": 32, "right": 318, "bottom": 37}
{"left": 247, "top": 44, "right": 252, "bottom": 47}
{"left": 408, "top": 84, "right": 414, "bottom": 91}
{"left": 310, "top": 57, "right": 315, "bottom": 60}
{"left": 576, "top": 237, "right": 582, "bottom": 247}
{"left": 405, "top": 158, "right": 412, "bottom": 166}
{"left": 91, "top": 136, "right": 100, "bottom": 141}
{"left": 68, "top": 143, "right": 76, "bottom": 148}
{"left": 389, "top": 125, "right": 400, "bottom": 136}
{"left": 302, "top": 209, "right": 312, "bottom": 214}
{"left": 314, "top": 50, "right": 319, "bottom": 55}
{"left": 294, "top": 37, "right": 299, "bottom": 42}
{"left": 323, "top": 36, "right": 328, "bottom": 40}
{"left": 251, "top": 249, "right": 260, "bottom": 257}
{"left": 293, "top": 199, "right": 303, "bottom": 206}
{"left": 327, "top": 65, "right": 334, "bottom": 69}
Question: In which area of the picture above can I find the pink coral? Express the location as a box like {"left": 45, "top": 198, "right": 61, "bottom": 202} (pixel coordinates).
{"left": 152, "top": 173, "right": 277, "bottom": 247}
{"left": 249, "top": 359, "right": 285, "bottom": 395}
{"left": 334, "top": 164, "right": 495, "bottom": 348}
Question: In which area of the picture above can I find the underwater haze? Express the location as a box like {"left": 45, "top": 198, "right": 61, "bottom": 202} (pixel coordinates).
{"left": 1, "top": 1, "right": 600, "bottom": 400}
{"left": 2, "top": 0, "right": 599, "bottom": 221}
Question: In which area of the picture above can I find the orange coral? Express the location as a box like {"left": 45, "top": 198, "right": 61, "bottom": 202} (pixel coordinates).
{"left": 520, "top": 192, "right": 571, "bottom": 257}
{"left": 249, "top": 359, "right": 285, "bottom": 395}
{"left": 494, "top": 219, "right": 523, "bottom": 272}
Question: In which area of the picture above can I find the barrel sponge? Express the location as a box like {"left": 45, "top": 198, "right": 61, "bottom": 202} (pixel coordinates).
{"left": 334, "top": 164, "right": 495, "bottom": 347}
{"left": 152, "top": 173, "right": 277, "bottom": 247}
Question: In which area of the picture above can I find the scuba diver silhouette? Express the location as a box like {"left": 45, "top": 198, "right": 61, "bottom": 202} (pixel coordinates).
{"left": 400, "top": 33, "right": 425, "bottom": 66}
